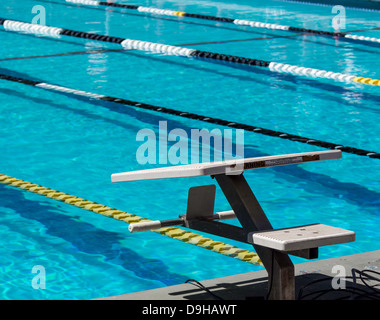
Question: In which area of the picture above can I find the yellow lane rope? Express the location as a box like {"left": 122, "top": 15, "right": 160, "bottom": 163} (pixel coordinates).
{"left": 353, "top": 77, "right": 380, "bottom": 85}
{"left": 0, "top": 173, "right": 263, "bottom": 266}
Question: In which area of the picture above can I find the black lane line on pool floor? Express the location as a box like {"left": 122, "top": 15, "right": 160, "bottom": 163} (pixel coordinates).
{"left": 0, "top": 72, "right": 379, "bottom": 160}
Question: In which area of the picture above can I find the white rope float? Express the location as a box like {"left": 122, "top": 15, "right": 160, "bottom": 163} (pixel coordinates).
{"left": 344, "top": 34, "right": 380, "bottom": 44}
{"left": 268, "top": 62, "right": 356, "bottom": 82}
{"left": 233, "top": 19, "right": 290, "bottom": 31}
{"left": 3, "top": 20, "right": 63, "bottom": 38}
{"left": 120, "top": 39, "right": 196, "bottom": 57}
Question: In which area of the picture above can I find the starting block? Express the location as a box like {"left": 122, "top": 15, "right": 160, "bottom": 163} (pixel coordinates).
{"left": 111, "top": 150, "right": 355, "bottom": 300}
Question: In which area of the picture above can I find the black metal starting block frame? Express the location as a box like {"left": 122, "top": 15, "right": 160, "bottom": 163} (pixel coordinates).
{"left": 111, "top": 150, "right": 355, "bottom": 300}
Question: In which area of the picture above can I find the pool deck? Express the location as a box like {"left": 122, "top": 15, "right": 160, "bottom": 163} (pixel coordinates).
{"left": 97, "top": 250, "right": 379, "bottom": 300}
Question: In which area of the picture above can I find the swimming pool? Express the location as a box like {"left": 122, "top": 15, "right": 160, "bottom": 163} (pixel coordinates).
{"left": 0, "top": 0, "right": 379, "bottom": 300}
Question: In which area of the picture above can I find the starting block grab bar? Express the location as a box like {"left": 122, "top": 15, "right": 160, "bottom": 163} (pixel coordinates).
{"left": 129, "top": 210, "right": 236, "bottom": 233}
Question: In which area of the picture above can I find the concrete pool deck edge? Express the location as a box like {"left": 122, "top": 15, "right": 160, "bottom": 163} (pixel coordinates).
{"left": 97, "top": 250, "right": 380, "bottom": 300}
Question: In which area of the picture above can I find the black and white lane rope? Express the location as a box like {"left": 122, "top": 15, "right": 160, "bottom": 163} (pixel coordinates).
{"left": 1, "top": 72, "right": 379, "bottom": 159}
{"left": 1, "top": 18, "right": 380, "bottom": 87}
{"left": 64, "top": 0, "right": 380, "bottom": 46}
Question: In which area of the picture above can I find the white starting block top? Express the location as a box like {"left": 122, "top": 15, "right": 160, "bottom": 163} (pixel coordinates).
{"left": 111, "top": 150, "right": 341, "bottom": 182}
{"left": 249, "top": 224, "right": 355, "bottom": 252}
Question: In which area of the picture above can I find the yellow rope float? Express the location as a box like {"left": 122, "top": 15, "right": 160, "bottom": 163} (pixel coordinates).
{"left": 173, "top": 11, "right": 186, "bottom": 17}
{"left": 0, "top": 173, "right": 262, "bottom": 266}
{"left": 353, "top": 76, "right": 380, "bottom": 86}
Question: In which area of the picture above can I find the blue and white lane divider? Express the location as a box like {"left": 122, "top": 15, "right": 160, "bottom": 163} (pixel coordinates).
{"left": 1, "top": 18, "right": 379, "bottom": 87}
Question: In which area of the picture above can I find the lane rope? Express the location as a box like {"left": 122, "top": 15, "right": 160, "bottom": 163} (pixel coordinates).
{"left": 65, "top": 0, "right": 380, "bottom": 46}
{"left": 1, "top": 18, "right": 380, "bottom": 87}
{"left": 1, "top": 72, "right": 379, "bottom": 159}
{"left": 0, "top": 172, "right": 263, "bottom": 266}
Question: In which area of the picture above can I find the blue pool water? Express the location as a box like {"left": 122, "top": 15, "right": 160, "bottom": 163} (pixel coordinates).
{"left": 0, "top": 0, "right": 379, "bottom": 300}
